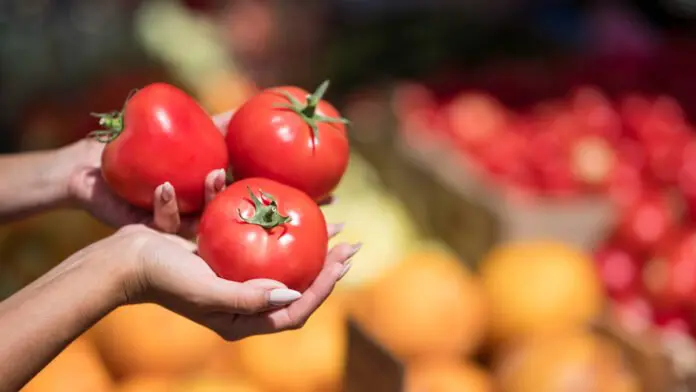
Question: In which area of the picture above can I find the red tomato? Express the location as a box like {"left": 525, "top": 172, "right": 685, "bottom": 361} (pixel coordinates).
{"left": 197, "top": 178, "right": 328, "bottom": 292}
{"left": 652, "top": 307, "right": 694, "bottom": 336}
{"left": 593, "top": 245, "right": 643, "bottom": 300}
{"left": 225, "top": 81, "right": 350, "bottom": 202}
{"left": 614, "top": 191, "right": 677, "bottom": 255}
{"left": 95, "top": 83, "right": 228, "bottom": 213}
{"left": 643, "top": 231, "right": 696, "bottom": 309}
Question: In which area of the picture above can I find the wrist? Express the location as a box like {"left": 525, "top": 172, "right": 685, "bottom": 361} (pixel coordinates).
{"left": 66, "top": 241, "right": 135, "bottom": 309}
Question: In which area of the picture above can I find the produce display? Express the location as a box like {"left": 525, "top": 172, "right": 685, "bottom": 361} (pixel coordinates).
{"left": 392, "top": 82, "right": 696, "bottom": 205}
{"left": 8, "top": 131, "right": 653, "bottom": 391}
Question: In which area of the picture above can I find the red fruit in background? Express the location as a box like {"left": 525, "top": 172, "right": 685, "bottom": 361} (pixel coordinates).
{"left": 226, "top": 81, "right": 350, "bottom": 202}
{"left": 652, "top": 307, "right": 694, "bottom": 336}
{"left": 570, "top": 135, "right": 617, "bottom": 191}
{"left": 614, "top": 192, "right": 677, "bottom": 255}
{"left": 606, "top": 158, "right": 645, "bottom": 206}
{"left": 619, "top": 94, "right": 652, "bottom": 140}
{"left": 570, "top": 86, "right": 622, "bottom": 143}
{"left": 643, "top": 232, "right": 696, "bottom": 309}
{"left": 677, "top": 141, "right": 696, "bottom": 223}
{"left": 96, "top": 83, "right": 229, "bottom": 213}
{"left": 445, "top": 92, "right": 507, "bottom": 152}
{"left": 197, "top": 178, "right": 328, "bottom": 292}
{"left": 593, "top": 245, "right": 643, "bottom": 300}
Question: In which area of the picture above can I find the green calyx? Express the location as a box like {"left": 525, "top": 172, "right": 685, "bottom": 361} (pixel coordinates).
{"left": 88, "top": 88, "right": 138, "bottom": 143}
{"left": 274, "top": 80, "right": 350, "bottom": 139}
{"left": 237, "top": 186, "right": 292, "bottom": 230}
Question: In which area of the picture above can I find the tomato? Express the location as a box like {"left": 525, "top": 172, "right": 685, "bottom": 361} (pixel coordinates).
{"left": 643, "top": 231, "right": 696, "bottom": 309}
{"left": 652, "top": 307, "right": 694, "bottom": 336}
{"left": 197, "top": 178, "right": 328, "bottom": 292}
{"left": 225, "top": 81, "right": 350, "bottom": 202}
{"left": 94, "top": 83, "right": 228, "bottom": 213}
{"left": 593, "top": 244, "right": 643, "bottom": 300}
{"left": 613, "top": 191, "right": 677, "bottom": 255}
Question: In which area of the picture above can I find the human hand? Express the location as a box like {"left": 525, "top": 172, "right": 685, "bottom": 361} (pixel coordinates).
{"left": 64, "top": 111, "right": 235, "bottom": 237}
{"left": 99, "top": 221, "right": 356, "bottom": 340}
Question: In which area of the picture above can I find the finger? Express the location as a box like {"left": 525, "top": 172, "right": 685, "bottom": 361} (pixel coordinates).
{"left": 152, "top": 182, "right": 181, "bottom": 233}
{"left": 246, "top": 242, "right": 361, "bottom": 334}
{"left": 327, "top": 222, "right": 344, "bottom": 238}
{"left": 202, "top": 279, "right": 302, "bottom": 315}
{"left": 244, "top": 279, "right": 288, "bottom": 290}
{"left": 318, "top": 195, "right": 337, "bottom": 207}
{"left": 205, "top": 168, "right": 227, "bottom": 204}
{"left": 212, "top": 110, "right": 235, "bottom": 135}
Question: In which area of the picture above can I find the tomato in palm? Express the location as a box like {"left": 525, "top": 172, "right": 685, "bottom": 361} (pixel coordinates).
{"left": 225, "top": 81, "right": 350, "bottom": 202}
{"left": 92, "top": 83, "right": 228, "bottom": 213}
{"left": 197, "top": 178, "right": 328, "bottom": 292}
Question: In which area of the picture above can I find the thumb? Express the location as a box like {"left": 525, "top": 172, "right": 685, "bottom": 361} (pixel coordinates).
{"left": 209, "top": 279, "right": 302, "bottom": 315}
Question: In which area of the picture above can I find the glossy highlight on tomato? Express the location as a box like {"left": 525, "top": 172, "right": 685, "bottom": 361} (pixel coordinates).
{"left": 197, "top": 178, "right": 328, "bottom": 292}
{"left": 225, "top": 81, "right": 350, "bottom": 202}
{"left": 92, "top": 83, "right": 228, "bottom": 213}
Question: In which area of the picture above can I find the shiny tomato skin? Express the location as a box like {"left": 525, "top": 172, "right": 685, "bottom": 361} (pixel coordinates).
{"left": 197, "top": 178, "right": 328, "bottom": 292}
{"left": 101, "top": 83, "right": 228, "bottom": 213}
{"left": 225, "top": 86, "right": 349, "bottom": 201}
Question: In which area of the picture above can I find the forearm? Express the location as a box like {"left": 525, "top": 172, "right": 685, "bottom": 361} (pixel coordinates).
{"left": 0, "top": 142, "right": 84, "bottom": 222}
{"left": 0, "top": 247, "right": 128, "bottom": 391}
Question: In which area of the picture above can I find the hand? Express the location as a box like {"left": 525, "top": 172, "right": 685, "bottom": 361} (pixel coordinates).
{"left": 64, "top": 111, "right": 236, "bottom": 237}
{"left": 99, "top": 222, "right": 357, "bottom": 340}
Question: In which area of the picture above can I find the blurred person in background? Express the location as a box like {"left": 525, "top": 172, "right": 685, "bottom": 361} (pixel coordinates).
{"left": 0, "top": 110, "right": 358, "bottom": 391}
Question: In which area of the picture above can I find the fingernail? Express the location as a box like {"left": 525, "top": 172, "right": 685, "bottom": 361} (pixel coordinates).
{"left": 160, "top": 182, "right": 174, "bottom": 203}
{"left": 339, "top": 261, "right": 352, "bottom": 280}
{"left": 214, "top": 169, "right": 226, "bottom": 191}
{"left": 349, "top": 243, "right": 362, "bottom": 257}
{"left": 329, "top": 223, "right": 345, "bottom": 236}
{"left": 268, "top": 288, "right": 302, "bottom": 306}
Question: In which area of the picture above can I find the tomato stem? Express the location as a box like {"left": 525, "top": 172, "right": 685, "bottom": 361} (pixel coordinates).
{"left": 88, "top": 88, "right": 138, "bottom": 143}
{"left": 237, "top": 186, "right": 292, "bottom": 229}
{"left": 275, "top": 80, "right": 350, "bottom": 140}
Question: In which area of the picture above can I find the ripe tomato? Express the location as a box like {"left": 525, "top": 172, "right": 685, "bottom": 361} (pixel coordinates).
{"left": 225, "top": 81, "right": 350, "bottom": 202}
{"left": 652, "top": 307, "right": 695, "bottom": 336}
{"left": 197, "top": 178, "right": 328, "bottom": 292}
{"left": 643, "top": 231, "right": 696, "bottom": 309}
{"left": 613, "top": 191, "right": 677, "bottom": 255}
{"left": 93, "top": 83, "right": 228, "bottom": 213}
{"left": 593, "top": 244, "right": 643, "bottom": 300}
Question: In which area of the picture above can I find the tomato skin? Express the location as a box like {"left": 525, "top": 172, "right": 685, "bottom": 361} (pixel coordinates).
{"left": 197, "top": 178, "right": 328, "bottom": 292}
{"left": 101, "top": 83, "right": 228, "bottom": 213}
{"left": 225, "top": 86, "right": 349, "bottom": 201}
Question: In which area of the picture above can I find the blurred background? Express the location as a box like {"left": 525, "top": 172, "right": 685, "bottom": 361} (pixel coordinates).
{"left": 5, "top": 0, "right": 696, "bottom": 391}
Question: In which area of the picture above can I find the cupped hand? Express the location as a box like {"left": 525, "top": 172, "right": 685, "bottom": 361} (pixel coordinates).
{"left": 65, "top": 111, "right": 236, "bottom": 237}
{"left": 106, "top": 220, "right": 356, "bottom": 340}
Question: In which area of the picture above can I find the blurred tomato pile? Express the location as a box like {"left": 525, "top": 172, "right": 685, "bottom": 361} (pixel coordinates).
{"left": 393, "top": 82, "right": 696, "bottom": 206}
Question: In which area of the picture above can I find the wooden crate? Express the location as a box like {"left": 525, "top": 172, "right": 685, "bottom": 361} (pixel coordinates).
{"left": 353, "top": 128, "right": 616, "bottom": 266}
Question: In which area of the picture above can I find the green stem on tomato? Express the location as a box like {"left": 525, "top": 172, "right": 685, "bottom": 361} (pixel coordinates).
{"left": 275, "top": 80, "right": 350, "bottom": 140}
{"left": 237, "top": 186, "right": 292, "bottom": 230}
{"left": 88, "top": 88, "right": 138, "bottom": 143}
